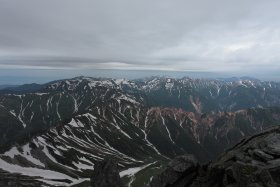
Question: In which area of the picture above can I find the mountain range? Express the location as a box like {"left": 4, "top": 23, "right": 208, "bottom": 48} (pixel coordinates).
{"left": 0, "top": 76, "right": 280, "bottom": 186}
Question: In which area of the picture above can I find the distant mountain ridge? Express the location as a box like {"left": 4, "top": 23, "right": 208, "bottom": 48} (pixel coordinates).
{"left": 0, "top": 85, "right": 18, "bottom": 90}
{"left": 0, "top": 83, "right": 42, "bottom": 94}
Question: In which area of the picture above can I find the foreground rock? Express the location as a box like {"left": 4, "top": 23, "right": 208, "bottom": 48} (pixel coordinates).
{"left": 91, "top": 159, "right": 122, "bottom": 187}
{"left": 150, "top": 126, "right": 280, "bottom": 187}
{"left": 150, "top": 155, "right": 199, "bottom": 187}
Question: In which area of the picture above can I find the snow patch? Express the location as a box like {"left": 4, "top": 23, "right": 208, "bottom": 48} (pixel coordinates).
{"left": 120, "top": 162, "right": 156, "bottom": 177}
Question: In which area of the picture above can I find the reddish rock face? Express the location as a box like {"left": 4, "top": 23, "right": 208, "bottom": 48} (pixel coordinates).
{"left": 144, "top": 107, "right": 280, "bottom": 159}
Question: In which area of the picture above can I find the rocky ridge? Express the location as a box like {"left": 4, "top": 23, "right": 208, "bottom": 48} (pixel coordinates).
{"left": 150, "top": 125, "right": 280, "bottom": 186}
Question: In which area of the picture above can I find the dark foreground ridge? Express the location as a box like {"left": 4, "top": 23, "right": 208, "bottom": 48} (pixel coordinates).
{"left": 150, "top": 125, "right": 280, "bottom": 187}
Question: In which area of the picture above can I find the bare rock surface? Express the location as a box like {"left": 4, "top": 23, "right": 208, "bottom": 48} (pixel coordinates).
{"left": 150, "top": 126, "right": 280, "bottom": 187}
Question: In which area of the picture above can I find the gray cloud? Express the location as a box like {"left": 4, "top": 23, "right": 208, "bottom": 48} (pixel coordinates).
{"left": 0, "top": 0, "right": 280, "bottom": 74}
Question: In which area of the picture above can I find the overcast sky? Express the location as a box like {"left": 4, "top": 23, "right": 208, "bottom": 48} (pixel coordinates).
{"left": 1, "top": 0, "right": 280, "bottom": 83}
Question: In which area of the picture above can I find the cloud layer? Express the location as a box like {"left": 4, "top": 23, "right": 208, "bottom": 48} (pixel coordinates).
{"left": 0, "top": 0, "right": 280, "bottom": 74}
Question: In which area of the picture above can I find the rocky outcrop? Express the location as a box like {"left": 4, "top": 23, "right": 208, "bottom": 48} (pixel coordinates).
{"left": 91, "top": 159, "right": 122, "bottom": 187}
{"left": 150, "top": 126, "right": 280, "bottom": 187}
{"left": 150, "top": 155, "right": 199, "bottom": 187}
